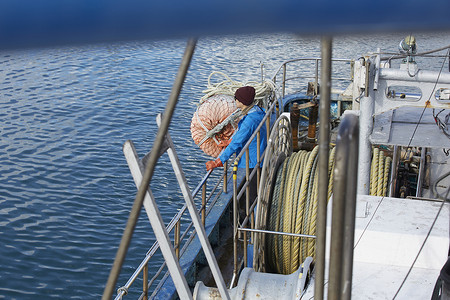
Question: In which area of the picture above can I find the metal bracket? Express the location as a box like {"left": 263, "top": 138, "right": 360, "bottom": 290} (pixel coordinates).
{"left": 123, "top": 113, "right": 230, "bottom": 300}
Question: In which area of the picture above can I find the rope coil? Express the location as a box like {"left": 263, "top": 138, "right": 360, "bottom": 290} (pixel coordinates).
{"left": 266, "top": 146, "right": 335, "bottom": 274}
{"left": 369, "top": 147, "right": 392, "bottom": 197}
{"left": 191, "top": 72, "right": 276, "bottom": 157}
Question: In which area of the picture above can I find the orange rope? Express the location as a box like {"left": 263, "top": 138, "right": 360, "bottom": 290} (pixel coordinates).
{"left": 190, "top": 94, "right": 240, "bottom": 157}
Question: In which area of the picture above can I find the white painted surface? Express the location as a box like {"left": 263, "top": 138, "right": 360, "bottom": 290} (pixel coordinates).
{"left": 302, "top": 195, "right": 449, "bottom": 299}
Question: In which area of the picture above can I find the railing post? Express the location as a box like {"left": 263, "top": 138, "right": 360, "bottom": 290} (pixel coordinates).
{"left": 389, "top": 146, "right": 400, "bottom": 197}
{"left": 175, "top": 221, "right": 181, "bottom": 259}
{"left": 143, "top": 263, "right": 148, "bottom": 300}
{"left": 202, "top": 181, "right": 207, "bottom": 226}
{"left": 244, "top": 149, "right": 250, "bottom": 265}
{"left": 315, "top": 58, "right": 320, "bottom": 94}
{"left": 223, "top": 161, "right": 228, "bottom": 193}
{"left": 232, "top": 160, "right": 239, "bottom": 287}
{"left": 282, "top": 63, "right": 287, "bottom": 97}
{"left": 256, "top": 131, "right": 261, "bottom": 206}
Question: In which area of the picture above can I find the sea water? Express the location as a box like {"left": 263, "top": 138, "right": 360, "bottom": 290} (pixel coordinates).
{"left": 1, "top": 32, "right": 449, "bottom": 299}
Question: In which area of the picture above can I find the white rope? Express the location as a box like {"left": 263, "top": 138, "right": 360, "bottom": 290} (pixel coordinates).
{"left": 199, "top": 71, "right": 276, "bottom": 110}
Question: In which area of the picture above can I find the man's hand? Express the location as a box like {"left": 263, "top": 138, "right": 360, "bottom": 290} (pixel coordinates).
{"left": 206, "top": 158, "right": 223, "bottom": 171}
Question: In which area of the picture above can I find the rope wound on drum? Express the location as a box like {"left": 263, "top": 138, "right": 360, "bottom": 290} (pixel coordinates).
{"left": 266, "top": 146, "right": 336, "bottom": 275}
{"left": 190, "top": 71, "right": 276, "bottom": 157}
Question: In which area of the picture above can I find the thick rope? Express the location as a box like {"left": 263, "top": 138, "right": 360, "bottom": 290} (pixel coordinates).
{"left": 369, "top": 148, "right": 392, "bottom": 197}
{"left": 383, "top": 156, "right": 392, "bottom": 196}
{"left": 376, "top": 151, "right": 385, "bottom": 196}
{"left": 370, "top": 147, "right": 379, "bottom": 195}
{"left": 266, "top": 146, "right": 335, "bottom": 275}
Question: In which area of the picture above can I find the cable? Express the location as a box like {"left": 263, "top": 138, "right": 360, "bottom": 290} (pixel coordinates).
{"left": 396, "top": 48, "right": 450, "bottom": 170}
{"left": 392, "top": 197, "right": 447, "bottom": 299}
{"left": 353, "top": 197, "right": 384, "bottom": 249}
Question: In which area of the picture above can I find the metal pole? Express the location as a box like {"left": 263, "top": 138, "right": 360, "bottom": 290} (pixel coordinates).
{"left": 389, "top": 146, "right": 400, "bottom": 197}
{"left": 232, "top": 161, "right": 239, "bottom": 287}
{"left": 102, "top": 38, "right": 197, "bottom": 300}
{"left": 314, "top": 36, "right": 332, "bottom": 300}
{"left": 341, "top": 115, "right": 359, "bottom": 300}
{"left": 175, "top": 221, "right": 181, "bottom": 259}
{"left": 328, "top": 121, "right": 349, "bottom": 300}
{"left": 315, "top": 58, "right": 319, "bottom": 95}
{"left": 143, "top": 263, "right": 148, "bottom": 300}
{"left": 257, "top": 131, "right": 261, "bottom": 193}
{"left": 416, "top": 147, "right": 427, "bottom": 197}
{"left": 328, "top": 114, "right": 359, "bottom": 300}
{"left": 358, "top": 58, "right": 374, "bottom": 195}
{"left": 223, "top": 161, "right": 228, "bottom": 194}
{"left": 202, "top": 181, "right": 207, "bottom": 225}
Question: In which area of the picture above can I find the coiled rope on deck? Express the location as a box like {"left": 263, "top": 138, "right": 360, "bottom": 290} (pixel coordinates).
{"left": 369, "top": 147, "right": 392, "bottom": 196}
{"left": 266, "top": 146, "right": 336, "bottom": 274}
{"left": 190, "top": 72, "right": 276, "bottom": 157}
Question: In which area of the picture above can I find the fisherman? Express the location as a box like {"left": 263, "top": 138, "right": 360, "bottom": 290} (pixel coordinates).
{"left": 205, "top": 85, "right": 267, "bottom": 203}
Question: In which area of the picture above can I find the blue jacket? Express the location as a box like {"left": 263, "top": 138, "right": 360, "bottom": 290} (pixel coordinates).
{"left": 219, "top": 106, "right": 267, "bottom": 168}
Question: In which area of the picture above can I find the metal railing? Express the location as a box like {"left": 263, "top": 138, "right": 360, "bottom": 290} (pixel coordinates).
{"left": 114, "top": 169, "right": 225, "bottom": 299}
{"left": 114, "top": 55, "right": 356, "bottom": 299}
{"left": 270, "top": 57, "right": 354, "bottom": 98}
{"left": 328, "top": 113, "right": 359, "bottom": 300}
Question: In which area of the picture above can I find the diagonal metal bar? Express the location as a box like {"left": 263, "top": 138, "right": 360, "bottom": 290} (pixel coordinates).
{"left": 156, "top": 114, "right": 230, "bottom": 300}
{"left": 102, "top": 38, "right": 197, "bottom": 300}
{"left": 123, "top": 140, "right": 192, "bottom": 299}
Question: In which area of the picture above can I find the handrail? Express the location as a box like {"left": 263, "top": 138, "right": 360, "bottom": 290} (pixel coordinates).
{"left": 327, "top": 113, "right": 359, "bottom": 300}
{"left": 114, "top": 170, "right": 220, "bottom": 300}
{"left": 115, "top": 55, "right": 355, "bottom": 299}
{"left": 270, "top": 57, "right": 353, "bottom": 81}
{"left": 270, "top": 57, "right": 353, "bottom": 98}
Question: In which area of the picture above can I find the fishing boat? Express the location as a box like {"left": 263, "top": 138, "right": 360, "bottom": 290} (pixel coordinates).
{"left": 111, "top": 37, "right": 450, "bottom": 299}
{"left": 1, "top": 2, "right": 450, "bottom": 300}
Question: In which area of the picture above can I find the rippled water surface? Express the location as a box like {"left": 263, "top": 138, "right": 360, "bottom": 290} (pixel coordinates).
{"left": 1, "top": 32, "right": 449, "bottom": 299}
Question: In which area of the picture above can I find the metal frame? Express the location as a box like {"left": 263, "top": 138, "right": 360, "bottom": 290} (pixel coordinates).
{"left": 121, "top": 114, "right": 230, "bottom": 300}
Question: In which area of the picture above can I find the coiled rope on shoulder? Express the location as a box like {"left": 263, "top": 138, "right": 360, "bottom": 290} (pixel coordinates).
{"left": 266, "top": 146, "right": 335, "bottom": 274}
{"left": 190, "top": 72, "right": 276, "bottom": 157}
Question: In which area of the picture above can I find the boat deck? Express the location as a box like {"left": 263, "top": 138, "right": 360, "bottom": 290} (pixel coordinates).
{"left": 302, "top": 194, "right": 449, "bottom": 299}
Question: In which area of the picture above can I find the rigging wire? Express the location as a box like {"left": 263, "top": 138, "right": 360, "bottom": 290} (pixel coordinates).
{"left": 390, "top": 48, "right": 450, "bottom": 298}
{"left": 400, "top": 48, "right": 450, "bottom": 162}
{"left": 378, "top": 44, "right": 450, "bottom": 61}
{"left": 353, "top": 196, "right": 385, "bottom": 249}
{"left": 392, "top": 194, "right": 448, "bottom": 299}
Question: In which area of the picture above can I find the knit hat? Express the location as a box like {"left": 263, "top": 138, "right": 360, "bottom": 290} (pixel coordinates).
{"left": 235, "top": 86, "right": 255, "bottom": 106}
